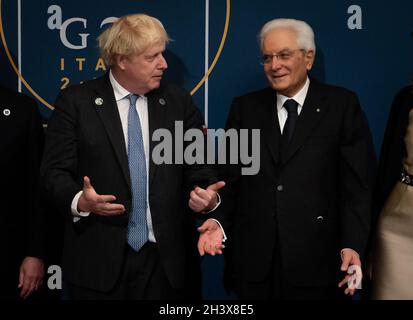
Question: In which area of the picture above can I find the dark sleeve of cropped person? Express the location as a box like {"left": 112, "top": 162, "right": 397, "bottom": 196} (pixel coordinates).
{"left": 0, "top": 85, "right": 45, "bottom": 300}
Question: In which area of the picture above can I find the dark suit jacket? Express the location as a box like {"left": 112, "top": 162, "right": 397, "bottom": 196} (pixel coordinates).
{"left": 213, "top": 79, "right": 372, "bottom": 288}
{"left": 40, "top": 74, "right": 216, "bottom": 292}
{"left": 0, "top": 86, "right": 45, "bottom": 283}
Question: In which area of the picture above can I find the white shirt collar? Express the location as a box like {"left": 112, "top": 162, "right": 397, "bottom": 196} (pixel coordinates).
{"left": 109, "top": 70, "right": 146, "bottom": 102}
{"left": 277, "top": 77, "right": 310, "bottom": 112}
{"left": 109, "top": 70, "right": 130, "bottom": 102}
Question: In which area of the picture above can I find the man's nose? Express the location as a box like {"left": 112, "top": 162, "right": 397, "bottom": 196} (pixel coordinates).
{"left": 270, "top": 55, "right": 282, "bottom": 70}
{"left": 158, "top": 54, "right": 168, "bottom": 70}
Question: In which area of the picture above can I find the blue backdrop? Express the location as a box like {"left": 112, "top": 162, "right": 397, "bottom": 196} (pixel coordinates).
{"left": 1, "top": 0, "right": 413, "bottom": 299}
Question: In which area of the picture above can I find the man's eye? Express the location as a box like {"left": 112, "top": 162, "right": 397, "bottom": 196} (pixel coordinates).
{"left": 262, "top": 55, "right": 271, "bottom": 62}
{"left": 279, "top": 53, "right": 291, "bottom": 60}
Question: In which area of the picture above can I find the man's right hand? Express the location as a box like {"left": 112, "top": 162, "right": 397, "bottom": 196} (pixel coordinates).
{"left": 77, "top": 176, "right": 125, "bottom": 216}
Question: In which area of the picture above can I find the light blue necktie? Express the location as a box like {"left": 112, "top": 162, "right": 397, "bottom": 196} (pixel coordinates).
{"left": 126, "top": 94, "right": 148, "bottom": 252}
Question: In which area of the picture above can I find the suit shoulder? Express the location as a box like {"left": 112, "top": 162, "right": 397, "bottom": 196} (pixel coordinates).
{"left": 387, "top": 86, "right": 413, "bottom": 118}
{"left": 234, "top": 87, "right": 274, "bottom": 102}
{"left": 0, "top": 86, "right": 39, "bottom": 119}
{"left": 229, "top": 87, "right": 275, "bottom": 113}
{"left": 315, "top": 81, "right": 358, "bottom": 99}
{"left": 158, "top": 83, "right": 190, "bottom": 99}
{"left": 225, "top": 88, "right": 275, "bottom": 120}
{"left": 59, "top": 76, "right": 102, "bottom": 96}
{"left": 0, "top": 85, "right": 37, "bottom": 106}
{"left": 393, "top": 85, "right": 413, "bottom": 104}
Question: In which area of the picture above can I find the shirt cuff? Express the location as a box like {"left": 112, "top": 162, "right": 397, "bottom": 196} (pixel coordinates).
{"left": 71, "top": 191, "right": 91, "bottom": 222}
{"left": 203, "top": 193, "right": 221, "bottom": 214}
{"left": 208, "top": 218, "right": 227, "bottom": 242}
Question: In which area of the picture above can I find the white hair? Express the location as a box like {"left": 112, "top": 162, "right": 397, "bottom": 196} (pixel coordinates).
{"left": 259, "top": 18, "right": 316, "bottom": 54}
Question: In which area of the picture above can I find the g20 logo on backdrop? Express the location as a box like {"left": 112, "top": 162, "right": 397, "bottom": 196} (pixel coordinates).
{"left": 0, "top": 0, "right": 230, "bottom": 118}
{"left": 45, "top": 5, "right": 117, "bottom": 92}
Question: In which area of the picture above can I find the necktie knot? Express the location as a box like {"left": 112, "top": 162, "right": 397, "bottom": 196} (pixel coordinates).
{"left": 128, "top": 94, "right": 138, "bottom": 107}
{"left": 284, "top": 99, "right": 298, "bottom": 115}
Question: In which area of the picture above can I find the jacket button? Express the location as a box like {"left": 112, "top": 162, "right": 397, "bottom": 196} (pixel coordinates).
{"left": 276, "top": 185, "right": 283, "bottom": 192}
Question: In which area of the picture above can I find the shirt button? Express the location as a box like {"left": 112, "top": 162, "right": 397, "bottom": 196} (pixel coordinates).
{"left": 276, "top": 185, "right": 284, "bottom": 192}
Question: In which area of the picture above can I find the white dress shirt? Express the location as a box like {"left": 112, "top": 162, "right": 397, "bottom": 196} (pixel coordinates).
{"left": 276, "top": 77, "right": 310, "bottom": 132}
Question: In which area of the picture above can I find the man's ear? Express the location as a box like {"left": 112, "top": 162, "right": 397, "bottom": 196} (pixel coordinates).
{"left": 305, "top": 50, "right": 315, "bottom": 71}
{"left": 116, "top": 55, "right": 127, "bottom": 71}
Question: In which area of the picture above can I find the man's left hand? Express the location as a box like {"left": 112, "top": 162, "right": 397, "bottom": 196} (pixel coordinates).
{"left": 197, "top": 219, "right": 225, "bottom": 256}
{"left": 189, "top": 181, "right": 225, "bottom": 213}
{"left": 338, "top": 249, "right": 362, "bottom": 296}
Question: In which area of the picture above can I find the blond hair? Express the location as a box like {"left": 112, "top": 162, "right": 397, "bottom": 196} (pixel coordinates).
{"left": 98, "top": 14, "right": 170, "bottom": 66}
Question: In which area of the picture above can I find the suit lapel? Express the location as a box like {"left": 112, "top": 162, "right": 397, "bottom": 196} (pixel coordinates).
{"left": 259, "top": 88, "right": 282, "bottom": 166}
{"left": 281, "top": 80, "right": 329, "bottom": 165}
{"left": 147, "top": 87, "right": 168, "bottom": 190}
{"left": 92, "top": 75, "right": 131, "bottom": 189}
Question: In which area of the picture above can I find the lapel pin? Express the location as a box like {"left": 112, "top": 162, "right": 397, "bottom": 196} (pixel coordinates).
{"left": 159, "top": 98, "right": 166, "bottom": 106}
{"left": 95, "top": 98, "right": 104, "bottom": 106}
{"left": 3, "top": 108, "right": 11, "bottom": 116}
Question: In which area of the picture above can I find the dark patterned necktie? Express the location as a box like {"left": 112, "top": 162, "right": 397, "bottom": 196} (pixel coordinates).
{"left": 283, "top": 99, "right": 299, "bottom": 142}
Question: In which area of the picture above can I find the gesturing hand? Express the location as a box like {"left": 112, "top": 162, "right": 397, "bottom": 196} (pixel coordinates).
{"left": 189, "top": 181, "right": 225, "bottom": 213}
{"left": 197, "top": 219, "right": 225, "bottom": 256}
{"left": 77, "top": 176, "right": 125, "bottom": 216}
